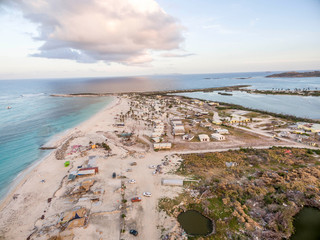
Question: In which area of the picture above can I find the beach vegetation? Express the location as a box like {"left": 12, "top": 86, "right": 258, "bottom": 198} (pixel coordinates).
{"left": 161, "top": 147, "right": 320, "bottom": 239}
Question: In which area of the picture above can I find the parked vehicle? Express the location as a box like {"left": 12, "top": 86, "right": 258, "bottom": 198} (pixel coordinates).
{"left": 131, "top": 197, "right": 142, "bottom": 202}
{"left": 128, "top": 179, "right": 136, "bottom": 184}
{"left": 129, "top": 229, "right": 138, "bottom": 236}
{"left": 143, "top": 192, "right": 152, "bottom": 197}
{"left": 130, "top": 162, "right": 137, "bottom": 166}
{"left": 112, "top": 172, "right": 116, "bottom": 178}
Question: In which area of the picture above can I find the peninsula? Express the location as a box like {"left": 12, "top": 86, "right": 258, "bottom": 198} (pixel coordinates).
{"left": 0, "top": 93, "right": 319, "bottom": 240}
{"left": 266, "top": 71, "right": 320, "bottom": 78}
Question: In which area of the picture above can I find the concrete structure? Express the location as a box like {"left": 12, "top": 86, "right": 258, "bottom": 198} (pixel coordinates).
{"left": 211, "top": 133, "right": 225, "bottom": 141}
{"left": 297, "top": 122, "right": 320, "bottom": 133}
{"left": 161, "top": 179, "right": 184, "bottom": 186}
{"left": 192, "top": 119, "right": 201, "bottom": 125}
{"left": 151, "top": 132, "right": 162, "bottom": 138}
{"left": 173, "top": 125, "right": 185, "bottom": 136}
{"left": 216, "top": 129, "right": 229, "bottom": 134}
{"left": 153, "top": 142, "right": 172, "bottom": 150}
{"left": 77, "top": 169, "right": 96, "bottom": 176}
{"left": 208, "top": 102, "right": 219, "bottom": 106}
{"left": 171, "top": 120, "right": 183, "bottom": 126}
{"left": 198, "top": 134, "right": 210, "bottom": 142}
{"left": 212, "top": 112, "right": 222, "bottom": 125}
{"left": 152, "top": 137, "right": 161, "bottom": 143}
{"left": 200, "top": 122, "right": 212, "bottom": 128}
{"left": 182, "top": 134, "right": 194, "bottom": 141}
{"left": 225, "top": 114, "right": 250, "bottom": 124}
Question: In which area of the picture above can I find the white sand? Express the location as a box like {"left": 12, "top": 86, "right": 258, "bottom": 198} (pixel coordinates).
{"left": 0, "top": 96, "right": 183, "bottom": 240}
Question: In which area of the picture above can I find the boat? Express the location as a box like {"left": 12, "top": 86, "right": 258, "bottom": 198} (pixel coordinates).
{"left": 7, "top": 106, "right": 12, "bottom": 109}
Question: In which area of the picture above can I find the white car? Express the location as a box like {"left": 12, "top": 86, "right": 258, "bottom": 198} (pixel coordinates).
{"left": 143, "top": 192, "right": 152, "bottom": 197}
{"left": 128, "top": 179, "right": 136, "bottom": 184}
{"left": 148, "top": 165, "right": 156, "bottom": 169}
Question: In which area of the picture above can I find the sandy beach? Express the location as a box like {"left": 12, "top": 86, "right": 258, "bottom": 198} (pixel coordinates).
{"left": 0, "top": 95, "right": 183, "bottom": 240}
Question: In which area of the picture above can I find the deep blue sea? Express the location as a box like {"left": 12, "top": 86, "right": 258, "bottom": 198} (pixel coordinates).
{"left": 0, "top": 71, "right": 319, "bottom": 200}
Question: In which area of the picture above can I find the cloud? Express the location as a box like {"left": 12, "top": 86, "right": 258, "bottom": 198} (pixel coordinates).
{"left": 3, "top": 0, "right": 184, "bottom": 65}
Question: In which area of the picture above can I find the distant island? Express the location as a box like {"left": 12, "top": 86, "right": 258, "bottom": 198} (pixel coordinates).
{"left": 266, "top": 71, "right": 320, "bottom": 78}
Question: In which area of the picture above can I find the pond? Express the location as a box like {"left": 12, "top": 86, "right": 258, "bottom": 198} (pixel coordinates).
{"left": 177, "top": 210, "right": 214, "bottom": 236}
{"left": 291, "top": 207, "right": 320, "bottom": 240}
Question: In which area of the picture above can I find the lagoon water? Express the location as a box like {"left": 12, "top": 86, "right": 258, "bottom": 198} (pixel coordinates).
{"left": 177, "top": 91, "right": 320, "bottom": 119}
{"left": 291, "top": 207, "right": 320, "bottom": 240}
{"left": 0, "top": 71, "right": 319, "bottom": 200}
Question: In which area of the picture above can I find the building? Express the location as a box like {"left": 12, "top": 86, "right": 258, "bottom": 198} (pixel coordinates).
{"left": 200, "top": 121, "right": 212, "bottom": 128}
{"left": 171, "top": 120, "right": 183, "bottom": 126}
{"left": 161, "top": 179, "right": 184, "bottom": 186}
{"left": 182, "top": 134, "right": 194, "bottom": 141}
{"left": 192, "top": 119, "right": 201, "bottom": 125}
{"left": 211, "top": 133, "right": 225, "bottom": 141}
{"left": 208, "top": 102, "right": 219, "bottom": 106}
{"left": 154, "top": 142, "right": 172, "bottom": 150}
{"left": 195, "top": 111, "right": 209, "bottom": 117}
{"left": 152, "top": 137, "right": 161, "bottom": 143}
{"left": 173, "top": 125, "right": 185, "bottom": 136}
{"left": 212, "top": 112, "right": 222, "bottom": 125}
{"left": 152, "top": 131, "right": 162, "bottom": 138}
{"left": 297, "top": 122, "right": 320, "bottom": 133}
{"left": 225, "top": 114, "right": 250, "bottom": 124}
{"left": 216, "top": 129, "right": 229, "bottom": 134}
{"left": 198, "top": 134, "right": 210, "bottom": 142}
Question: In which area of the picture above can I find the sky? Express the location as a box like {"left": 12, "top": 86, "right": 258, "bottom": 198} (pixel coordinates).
{"left": 0, "top": 0, "right": 319, "bottom": 80}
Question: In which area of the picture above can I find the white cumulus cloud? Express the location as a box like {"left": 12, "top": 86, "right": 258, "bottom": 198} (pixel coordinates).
{"left": 4, "top": 0, "right": 184, "bottom": 65}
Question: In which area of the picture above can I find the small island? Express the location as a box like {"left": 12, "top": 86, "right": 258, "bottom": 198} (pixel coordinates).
{"left": 266, "top": 71, "right": 320, "bottom": 78}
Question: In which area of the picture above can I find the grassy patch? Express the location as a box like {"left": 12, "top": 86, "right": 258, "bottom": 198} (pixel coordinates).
{"left": 161, "top": 147, "right": 320, "bottom": 239}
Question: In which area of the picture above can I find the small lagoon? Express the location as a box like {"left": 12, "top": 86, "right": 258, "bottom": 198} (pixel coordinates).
{"left": 291, "top": 207, "right": 320, "bottom": 240}
{"left": 177, "top": 210, "right": 214, "bottom": 236}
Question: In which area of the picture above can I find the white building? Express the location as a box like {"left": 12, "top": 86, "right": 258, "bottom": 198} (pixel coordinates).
{"left": 173, "top": 125, "right": 185, "bottom": 136}
{"left": 152, "top": 137, "right": 161, "bottom": 143}
{"left": 198, "top": 134, "right": 210, "bottom": 142}
{"left": 208, "top": 102, "right": 219, "bottom": 106}
{"left": 171, "top": 120, "right": 183, "bottom": 126}
{"left": 216, "top": 129, "right": 229, "bottom": 134}
{"left": 161, "top": 179, "right": 184, "bottom": 186}
{"left": 154, "top": 142, "right": 172, "bottom": 150}
{"left": 200, "top": 121, "right": 212, "bottom": 128}
{"left": 192, "top": 119, "right": 201, "bottom": 125}
{"left": 151, "top": 132, "right": 162, "bottom": 138}
{"left": 182, "top": 134, "right": 194, "bottom": 141}
{"left": 212, "top": 112, "right": 222, "bottom": 125}
{"left": 211, "top": 133, "right": 225, "bottom": 141}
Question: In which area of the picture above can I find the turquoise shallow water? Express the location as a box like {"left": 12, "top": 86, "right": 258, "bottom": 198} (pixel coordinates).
{"left": 0, "top": 94, "right": 112, "bottom": 199}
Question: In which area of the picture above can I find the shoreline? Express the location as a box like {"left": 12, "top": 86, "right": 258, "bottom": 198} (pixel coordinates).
{"left": 0, "top": 92, "right": 319, "bottom": 239}
{"left": 0, "top": 96, "right": 118, "bottom": 210}
{"left": 172, "top": 94, "right": 320, "bottom": 123}
{"left": 50, "top": 84, "right": 320, "bottom": 98}
{"left": 49, "top": 85, "right": 251, "bottom": 97}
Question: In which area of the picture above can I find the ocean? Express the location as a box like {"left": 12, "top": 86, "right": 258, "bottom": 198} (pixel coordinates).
{"left": 0, "top": 71, "right": 319, "bottom": 200}
{"left": 0, "top": 81, "right": 113, "bottom": 199}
